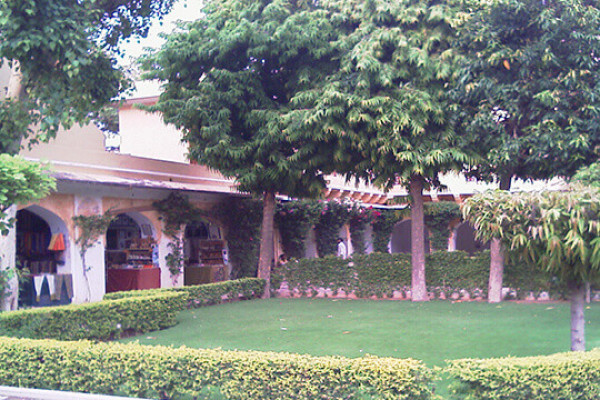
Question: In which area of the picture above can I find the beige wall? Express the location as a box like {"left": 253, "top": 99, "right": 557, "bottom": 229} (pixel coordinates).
{"left": 119, "top": 105, "right": 189, "bottom": 164}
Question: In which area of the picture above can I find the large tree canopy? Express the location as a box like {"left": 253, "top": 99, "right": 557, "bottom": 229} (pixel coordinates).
{"left": 453, "top": 0, "right": 600, "bottom": 183}
{"left": 452, "top": 0, "right": 600, "bottom": 302}
{"left": 295, "top": 0, "right": 471, "bottom": 301}
{"left": 142, "top": 0, "right": 346, "bottom": 288}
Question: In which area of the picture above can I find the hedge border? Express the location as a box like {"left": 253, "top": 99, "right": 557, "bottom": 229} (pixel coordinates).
{"left": 0, "top": 337, "right": 434, "bottom": 400}
{"left": 0, "top": 292, "right": 186, "bottom": 341}
{"left": 103, "top": 278, "right": 266, "bottom": 308}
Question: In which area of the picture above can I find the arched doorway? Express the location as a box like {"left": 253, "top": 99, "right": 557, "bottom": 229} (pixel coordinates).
{"left": 183, "top": 219, "right": 226, "bottom": 285}
{"left": 105, "top": 212, "right": 160, "bottom": 292}
{"left": 390, "top": 219, "right": 430, "bottom": 254}
{"left": 16, "top": 206, "right": 72, "bottom": 307}
{"left": 454, "top": 222, "right": 490, "bottom": 254}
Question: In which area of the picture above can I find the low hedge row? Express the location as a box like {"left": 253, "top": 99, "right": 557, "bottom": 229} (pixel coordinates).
{"left": 0, "top": 292, "right": 186, "bottom": 341}
{"left": 446, "top": 349, "right": 600, "bottom": 400}
{"left": 273, "top": 251, "right": 563, "bottom": 298}
{"left": 0, "top": 337, "right": 434, "bottom": 400}
{"left": 103, "top": 278, "right": 266, "bottom": 308}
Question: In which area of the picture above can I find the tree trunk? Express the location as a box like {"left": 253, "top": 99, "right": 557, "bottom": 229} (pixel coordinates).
{"left": 487, "top": 174, "right": 512, "bottom": 303}
{"left": 258, "top": 191, "right": 276, "bottom": 299}
{"left": 410, "top": 176, "right": 428, "bottom": 302}
{"left": 569, "top": 280, "right": 586, "bottom": 351}
{"left": 488, "top": 239, "right": 504, "bottom": 303}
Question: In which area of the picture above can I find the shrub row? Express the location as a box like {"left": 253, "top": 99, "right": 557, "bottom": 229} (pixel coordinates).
{"left": 273, "top": 251, "right": 563, "bottom": 298}
{"left": 103, "top": 278, "right": 266, "bottom": 307}
{"left": 0, "top": 292, "right": 186, "bottom": 341}
{"left": 446, "top": 349, "right": 600, "bottom": 400}
{"left": 0, "top": 337, "right": 434, "bottom": 400}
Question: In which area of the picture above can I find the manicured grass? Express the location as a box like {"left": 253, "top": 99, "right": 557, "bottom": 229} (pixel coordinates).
{"left": 121, "top": 298, "right": 600, "bottom": 366}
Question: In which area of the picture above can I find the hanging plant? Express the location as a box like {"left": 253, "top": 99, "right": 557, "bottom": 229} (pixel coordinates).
{"left": 153, "top": 193, "right": 206, "bottom": 277}
{"left": 424, "top": 201, "right": 461, "bottom": 251}
{"left": 275, "top": 200, "right": 322, "bottom": 259}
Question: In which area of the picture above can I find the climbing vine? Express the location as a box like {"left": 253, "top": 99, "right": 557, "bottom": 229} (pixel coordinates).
{"left": 371, "top": 209, "right": 402, "bottom": 253}
{"left": 348, "top": 206, "right": 373, "bottom": 255}
{"left": 214, "top": 198, "right": 262, "bottom": 279}
{"left": 73, "top": 211, "right": 114, "bottom": 301}
{"left": 314, "top": 200, "right": 354, "bottom": 257}
{"left": 153, "top": 193, "right": 206, "bottom": 277}
{"left": 275, "top": 200, "right": 322, "bottom": 259}
{"left": 424, "top": 201, "right": 461, "bottom": 251}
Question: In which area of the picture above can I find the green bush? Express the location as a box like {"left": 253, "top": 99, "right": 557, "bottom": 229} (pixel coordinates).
{"left": 104, "top": 278, "right": 266, "bottom": 308}
{"left": 0, "top": 292, "right": 186, "bottom": 341}
{"left": 446, "top": 349, "right": 600, "bottom": 400}
{"left": 0, "top": 336, "right": 435, "bottom": 400}
{"left": 275, "top": 251, "right": 561, "bottom": 298}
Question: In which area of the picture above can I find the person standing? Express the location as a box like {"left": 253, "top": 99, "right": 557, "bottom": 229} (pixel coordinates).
{"left": 337, "top": 238, "right": 347, "bottom": 259}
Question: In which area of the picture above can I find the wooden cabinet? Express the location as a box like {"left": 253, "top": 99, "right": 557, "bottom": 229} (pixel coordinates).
{"left": 198, "top": 240, "right": 224, "bottom": 265}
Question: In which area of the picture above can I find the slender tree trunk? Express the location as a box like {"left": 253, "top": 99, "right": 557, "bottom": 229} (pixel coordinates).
{"left": 569, "top": 279, "right": 586, "bottom": 351}
{"left": 410, "top": 176, "right": 428, "bottom": 302}
{"left": 488, "top": 239, "right": 504, "bottom": 303}
{"left": 487, "top": 174, "right": 512, "bottom": 303}
{"left": 258, "top": 191, "right": 276, "bottom": 299}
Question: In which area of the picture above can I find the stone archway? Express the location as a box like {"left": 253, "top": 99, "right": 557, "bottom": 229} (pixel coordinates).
{"left": 453, "top": 222, "right": 490, "bottom": 254}
{"left": 390, "top": 219, "right": 430, "bottom": 254}
{"left": 16, "top": 205, "right": 72, "bottom": 307}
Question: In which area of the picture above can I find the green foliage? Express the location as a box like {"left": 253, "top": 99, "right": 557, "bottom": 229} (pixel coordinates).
{"left": 0, "top": 154, "right": 55, "bottom": 234}
{"left": 453, "top": 0, "right": 600, "bottom": 183}
{"left": 72, "top": 212, "right": 114, "bottom": 263}
{"left": 275, "top": 200, "right": 322, "bottom": 259}
{"left": 314, "top": 200, "right": 353, "bottom": 257}
{"left": 572, "top": 162, "right": 600, "bottom": 188}
{"left": 0, "top": 292, "right": 186, "bottom": 341}
{"left": 462, "top": 188, "right": 600, "bottom": 283}
{"left": 153, "top": 193, "right": 208, "bottom": 276}
{"left": 371, "top": 209, "right": 402, "bottom": 253}
{"left": 0, "top": 337, "right": 434, "bottom": 400}
{"left": 0, "top": 0, "right": 176, "bottom": 146}
{"left": 142, "top": 0, "right": 341, "bottom": 198}
{"left": 446, "top": 349, "right": 600, "bottom": 400}
{"left": 424, "top": 201, "right": 461, "bottom": 251}
{"left": 275, "top": 251, "right": 561, "bottom": 299}
{"left": 104, "top": 278, "right": 266, "bottom": 308}
{"left": 349, "top": 207, "right": 374, "bottom": 255}
{"left": 214, "top": 199, "right": 263, "bottom": 278}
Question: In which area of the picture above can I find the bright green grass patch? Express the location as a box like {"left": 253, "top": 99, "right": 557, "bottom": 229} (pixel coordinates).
{"left": 121, "top": 298, "right": 600, "bottom": 366}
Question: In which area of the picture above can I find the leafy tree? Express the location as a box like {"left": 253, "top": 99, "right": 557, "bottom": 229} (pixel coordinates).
{"left": 299, "top": 0, "right": 471, "bottom": 301}
{"left": 141, "top": 0, "right": 346, "bottom": 295}
{"left": 462, "top": 188, "right": 600, "bottom": 351}
{"left": 453, "top": 0, "right": 600, "bottom": 302}
{"left": 572, "top": 162, "right": 600, "bottom": 188}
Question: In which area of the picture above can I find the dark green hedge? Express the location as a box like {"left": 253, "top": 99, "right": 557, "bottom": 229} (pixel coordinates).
{"left": 274, "top": 251, "right": 562, "bottom": 298}
{"left": 446, "top": 349, "right": 600, "bottom": 400}
{"left": 0, "top": 337, "right": 435, "bottom": 400}
{"left": 0, "top": 292, "right": 186, "bottom": 341}
{"left": 104, "top": 278, "right": 266, "bottom": 308}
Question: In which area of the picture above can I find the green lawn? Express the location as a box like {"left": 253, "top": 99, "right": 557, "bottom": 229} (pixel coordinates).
{"left": 121, "top": 298, "right": 600, "bottom": 366}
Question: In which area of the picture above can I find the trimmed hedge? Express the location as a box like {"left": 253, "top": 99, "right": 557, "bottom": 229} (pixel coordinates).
{"left": 274, "top": 251, "right": 562, "bottom": 298}
{"left": 0, "top": 337, "right": 435, "bottom": 400}
{"left": 103, "top": 278, "right": 266, "bottom": 308}
{"left": 0, "top": 292, "right": 186, "bottom": 341}
{"left": 446, "top": 349, "right": 600, "bottom": 400}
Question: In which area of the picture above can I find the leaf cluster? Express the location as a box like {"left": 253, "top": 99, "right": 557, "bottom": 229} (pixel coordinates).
{"left": 462, "top": 187, "right": 600, "bottom": 283}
